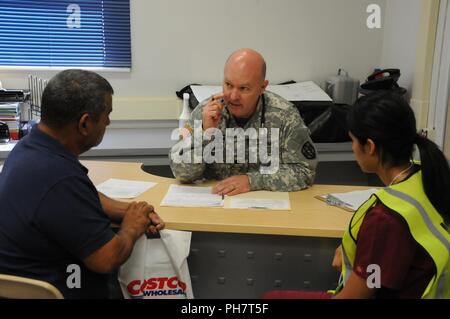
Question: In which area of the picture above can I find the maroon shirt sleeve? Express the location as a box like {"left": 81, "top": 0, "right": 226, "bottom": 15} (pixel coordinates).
{"left": 353, "top": 202, "right": 417, "bottom": 290}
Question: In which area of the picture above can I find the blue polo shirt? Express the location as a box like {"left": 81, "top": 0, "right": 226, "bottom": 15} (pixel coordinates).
{"left": 0, "top": 126, "right": 115, "bottom": 298}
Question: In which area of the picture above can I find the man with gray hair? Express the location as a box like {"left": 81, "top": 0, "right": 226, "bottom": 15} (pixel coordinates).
{"left": 170, "top": 48, "right": 317, "bottom": 195}
{"left": 0, "top": 69, "right": 164, "bottom": 298}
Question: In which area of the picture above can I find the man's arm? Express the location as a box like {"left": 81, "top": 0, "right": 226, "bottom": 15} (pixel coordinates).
{"left": 169, "top": 102, "right": 210, "bottom": 183}
{"left": 169, "top": 133, "right": 207, "bottom": 183}
{"left": 212, "top": 162, "right": 315, "bottom": 195}
{"left": 36, "top": 178, "right": 163, "bottom": 275}
{"left": 247, "top": 163, "right": 315, "bottom": 192}
{"left": 98, "top": 192, "right": 129, "bottom": 222}
{"left": 83, "top": 201, "right": 164, "bottom": 274}
{"left": 248, "top": 111, "right": 317, "bottom": 192}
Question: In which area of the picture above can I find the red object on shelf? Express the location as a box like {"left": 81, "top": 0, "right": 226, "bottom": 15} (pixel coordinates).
{"left": 9, "top": 130, "right": 19, "bottom": 140}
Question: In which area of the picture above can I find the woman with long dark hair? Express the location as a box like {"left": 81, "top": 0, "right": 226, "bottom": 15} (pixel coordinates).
{"left": 333, "top": 91, "right": 450, "bottom": 298}
{"left": 263, "top": 92, "right": 450, "bottom": 299}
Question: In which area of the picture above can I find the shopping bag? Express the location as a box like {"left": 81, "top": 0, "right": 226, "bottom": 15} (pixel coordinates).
{"left": 118, "top": 229, "right": 194, "bottom": 299}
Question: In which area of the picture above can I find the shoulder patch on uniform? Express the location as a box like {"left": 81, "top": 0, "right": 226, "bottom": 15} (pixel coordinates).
{"left": 301, "top": 141, "right": 316, "bottom": 160}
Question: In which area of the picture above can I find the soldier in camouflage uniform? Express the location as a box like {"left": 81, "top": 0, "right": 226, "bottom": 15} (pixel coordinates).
{"left": 169, "top": 48, "right": 317, "bottom": 195}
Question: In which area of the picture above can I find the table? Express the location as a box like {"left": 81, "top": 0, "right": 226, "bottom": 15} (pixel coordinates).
{"left": 85, "top": 160, "right": 369, "bottom": 298}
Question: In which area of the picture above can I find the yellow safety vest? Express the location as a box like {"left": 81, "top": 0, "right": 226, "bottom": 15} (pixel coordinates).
{"left": 338, "top": 169, "right": 450, "bottom": 298}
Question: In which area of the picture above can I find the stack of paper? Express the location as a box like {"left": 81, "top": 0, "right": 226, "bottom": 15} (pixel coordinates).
{"left": 96, "top": 178, "right": 157, "bottom": 199}
{"left": 227, "top": 191, "right": 291, "bottom": 210}
{"left": 160, "top": 185, "right": 224, "bottom": 207}
{"left": 160, "top": 185, "right": 291, "bottom": 210}
{"left": 267, "top": 81, "right": 332, "bottom": 101}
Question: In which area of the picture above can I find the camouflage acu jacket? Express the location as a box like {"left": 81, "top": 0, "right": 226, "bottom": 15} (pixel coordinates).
{"left": 169, "top": 91, "right": 317, "bottom": 191}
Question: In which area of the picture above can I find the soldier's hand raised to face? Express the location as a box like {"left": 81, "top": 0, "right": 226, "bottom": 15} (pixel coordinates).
{"left": 202, "top": 93, "right": 225, "bottom": 130}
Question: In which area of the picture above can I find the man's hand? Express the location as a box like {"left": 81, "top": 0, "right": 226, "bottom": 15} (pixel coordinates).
{"left": 121, "top": 202, "right": 155, "bottom": 241}
{"left": 213, "top": 175, "right": 251, "bottom": 196}
{"left": 202, "top": 93, "right": 225, "bottom": 130}
{"left": 147, "top": 211, "right": 165, "bottom": 235}
{"left": 84, "top": 202, "right": 164, "bottom": 274}
{"left": 332, "top": 245, "right": 343, "bottom": 272}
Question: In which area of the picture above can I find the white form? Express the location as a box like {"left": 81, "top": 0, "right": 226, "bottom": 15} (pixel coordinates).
{"left": 160, "top": 185, "right": 224, "bottom": 207}
{"left": 226, "top": 191, "right": 291, "bottom": 210}
{"left": 229, "top": 198, "right": 290, "bottom": 210}
{"left": 267, "top": 81, "right": 332, "bottom": 101}
{"left": 96, "top": 178, "right": 157, "bottom": 199}
{"left": 0, "top": 165, "right": 2, "bottom": 172}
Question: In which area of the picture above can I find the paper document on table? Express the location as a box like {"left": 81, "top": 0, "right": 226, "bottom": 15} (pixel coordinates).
{"left": 268, "top": 81, "right": 332, "bottom": 101}
{"left": 317, "top": 188, "right": 378, "bottom": 212}
{"left": 0, "top": 144, "right": 15, "bottom": 152}
{"left": 96, "top": 178, "right": 157, "bottom": 199}
{"left": 160, "top": 185, "right": 224, "bottom": 207}
{"left": 0, "top": 165, "right": 3, "bottom": 173}
{"left": 190, "top": 85, "right": 222, "bottom": 104}
{"left": 226, "top": 191, "right": 291, "bottom": 210}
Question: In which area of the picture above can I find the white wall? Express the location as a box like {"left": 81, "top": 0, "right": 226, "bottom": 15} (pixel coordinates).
{"left": 4, "top": 0, "right": 430, "bottom": 159}
{"left": 0, "top": 0, "right": 385, "bottom": 100}
{"left": 381, "top": 0, "right": 422, "bottom": 98}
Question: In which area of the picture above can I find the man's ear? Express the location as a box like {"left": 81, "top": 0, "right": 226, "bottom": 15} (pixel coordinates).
{"left": 78, "top": 113, "right": 91, "bottom": 136}
{"left": 366, "top": 138, "right": 377, "bottom": 156}
{"left": 261, "top": 79, "right": 269, "bottom": 92}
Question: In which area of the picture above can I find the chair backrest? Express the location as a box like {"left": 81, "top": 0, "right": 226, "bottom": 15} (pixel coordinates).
{"left": 0, "top": 274, "right": 63, "bottom": 299}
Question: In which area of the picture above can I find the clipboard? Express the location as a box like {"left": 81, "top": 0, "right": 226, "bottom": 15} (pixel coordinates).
{"left": 315, "top": 188, "right": 379, "bottom": 213}
{"left": 315, "top": 194, "right": 355, "bottom": 212}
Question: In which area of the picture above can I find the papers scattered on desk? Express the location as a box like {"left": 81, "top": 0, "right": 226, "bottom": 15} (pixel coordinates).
{"left": 317, "top": 188, "right": 378, "bottom": 212}
{"left": 267, "top": 81, "right": 332, "bottom": 101}
{"left": 229, "top": 198, "right": 290, "bottom": 210}
{"left": 96, "top": 178, "right": 157, "bottom": 199}
{"left": 227, "top": 191, "right": 291, "bottom": 210}
{"left": 160, "top": 185, "right": 224, "bottom": 207}
{"left": 190, "top": 81, "right": 331, "bottom": 104}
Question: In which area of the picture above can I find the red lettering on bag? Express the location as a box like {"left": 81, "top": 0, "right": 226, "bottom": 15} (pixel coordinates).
{"left": 158, "top": 277, "right": 168, "bottom": 289}
{"left": 127, "top": 280, "right": 141, "bottom": 295}
{"left": 128, "top": 276, "right": 188, "bottom": 295}
{"left": 178, "top": 279, "right": 186, "bottom": 291}
{"left": 145, "top": 278, "right": 158, "bottom": 290}
{"left": 167, "top": 277, "right": 177, "bottom": 289}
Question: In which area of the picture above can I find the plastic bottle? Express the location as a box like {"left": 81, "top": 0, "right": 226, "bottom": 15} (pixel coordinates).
{"left": 179, "top": 93, "right": 191, "bottom": 129}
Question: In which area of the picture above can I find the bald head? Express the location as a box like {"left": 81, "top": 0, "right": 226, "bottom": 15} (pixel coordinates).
{"left": 222, "top": 49, "right": 269, "bottom": 119}
{"left": 225, "top": 48, "right": 266, "bottom": 81}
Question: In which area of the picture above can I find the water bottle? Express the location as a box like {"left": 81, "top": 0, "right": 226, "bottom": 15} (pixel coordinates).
{"left": 179, "top": 93, "right": 191, "bottom": 135}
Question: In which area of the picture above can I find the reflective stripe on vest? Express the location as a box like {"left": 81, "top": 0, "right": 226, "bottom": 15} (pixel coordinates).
{"left": 339, "top": 169, "right": 450, "bottom": 298}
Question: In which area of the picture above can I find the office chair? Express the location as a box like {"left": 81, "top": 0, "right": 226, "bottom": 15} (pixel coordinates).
{"left": 0, "top": 274, "right": 63, "bottom": 299}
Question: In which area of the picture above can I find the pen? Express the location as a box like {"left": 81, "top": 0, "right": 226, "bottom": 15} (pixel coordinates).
{"left": 211, "top": 95, "right": 226, "bottom": 108}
